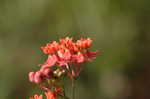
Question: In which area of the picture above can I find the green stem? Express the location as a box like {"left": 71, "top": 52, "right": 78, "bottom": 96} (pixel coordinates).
{"left": 72, "top": 78, "right": 75, "bottom": 99}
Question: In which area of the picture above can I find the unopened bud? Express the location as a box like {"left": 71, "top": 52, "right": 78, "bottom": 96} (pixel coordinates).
{"left": 41, "top": 67, "right": 54, "bottom": 78}
{"left": 28, "top": 72, "right": 35, "bottom": 83}
{"left": 54, "top": 69, "right": 66, "bottom": 77}
{"left": 34, "top": 71, "right": 43, "bottom": 84}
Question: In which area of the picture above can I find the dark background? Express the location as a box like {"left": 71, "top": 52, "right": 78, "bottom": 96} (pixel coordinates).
{"left": 0, "top": 0, "right": 150, "bottom": 99}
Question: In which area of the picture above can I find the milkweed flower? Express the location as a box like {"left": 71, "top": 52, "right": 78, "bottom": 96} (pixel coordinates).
{"left": 40, "top": 37, "right": 98, "bottom": 78}
{"left": 28, "top": 37, "right": 98, "bottom": 99}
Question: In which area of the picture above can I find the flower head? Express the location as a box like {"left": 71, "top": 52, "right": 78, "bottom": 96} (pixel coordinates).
{"left": 28, "top": 37, "right": 98, "bottom": 99}
{"left": 40, "top": 37, "right": 98, "bottom": 78}
{"left": 41, "top": 37, "right": 97, "bottom": 67}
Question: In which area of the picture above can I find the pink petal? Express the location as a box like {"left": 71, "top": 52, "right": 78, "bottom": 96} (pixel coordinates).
{"left": 42, "top": 55, "right": 57, "bottom": 68}
{"left": 58, "top": 50, "right": 71, "bottom": 60}
{"left": 28, "top": 72, "right": 35, "bottom": 83}
{"left": 63, "top": 51, "right": 71, "bottom": 60}
{"left": 76, "top": 54, "right": 85, "bottom": 63}
{"left": 84, "top": 50, "right": 99, "bottom": 58}
{"left": 34, "top": 71, "right": 43, "bottom": 84}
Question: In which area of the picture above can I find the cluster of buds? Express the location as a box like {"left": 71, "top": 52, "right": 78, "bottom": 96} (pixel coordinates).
{"left": 29, "top": 67, "right": 54, "bottom": 84}
{"left": 28, "top": 37, "right": 98, "bottom": 99}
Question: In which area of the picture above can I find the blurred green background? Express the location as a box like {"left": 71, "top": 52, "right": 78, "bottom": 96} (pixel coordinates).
{"left": 0, "top": 0, "right": 150, "bottom": 99}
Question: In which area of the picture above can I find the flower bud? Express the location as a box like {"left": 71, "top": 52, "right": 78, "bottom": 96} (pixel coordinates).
{"left": 41, "top": 67, "right": 54, "bottom": 78}
{"left": 55, "top": 88, "right": 62, "bottom": 94}
{"left": 34, "top": 71, "right": 43, "bottom": 84}
{"left": 54, "top": 69, "right": 66, "bottom": 77}
{"left": 28, "top": 72, "right": 35, "bottom": 83}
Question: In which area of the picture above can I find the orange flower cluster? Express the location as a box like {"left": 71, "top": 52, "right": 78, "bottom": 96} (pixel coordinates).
{"left": 40, "top": 37, "right": 98, "bottom": 77}
{"left": 28, "top": 37, "right": 98, "bottom": 99}
{"left": 42, "top": 37, "right": 92, "bottom": 54}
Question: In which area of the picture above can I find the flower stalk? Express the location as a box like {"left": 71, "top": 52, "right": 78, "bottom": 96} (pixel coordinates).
{"left": 72, "top": 78, "right": 75, "bottom": 99}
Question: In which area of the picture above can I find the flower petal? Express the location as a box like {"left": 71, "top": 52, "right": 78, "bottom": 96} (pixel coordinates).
{"left": 42, "top": 55, "right": 58, "bottom": 68}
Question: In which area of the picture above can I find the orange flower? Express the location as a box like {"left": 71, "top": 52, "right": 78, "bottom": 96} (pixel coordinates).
{"left": 29, "top": 94, "right": 42, "bottom": 99}
{"left": 45, "top": 91, "right": 57, "bottom": 99}
{"left": 28, "top": 37, "right": 98, "bottom": 99}
{"left": 76, "top": 38, "right": 92, "bottom": 49}
{"left": 41, "top": 41, "right": 59, "bottom": 54}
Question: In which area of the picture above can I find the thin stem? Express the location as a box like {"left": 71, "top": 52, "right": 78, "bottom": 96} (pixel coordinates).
{"left": 62, "top": 84, "right": 66, "bottom": 98}
{"left": 72, "top": 78, "right": 75, "bottom": 99}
